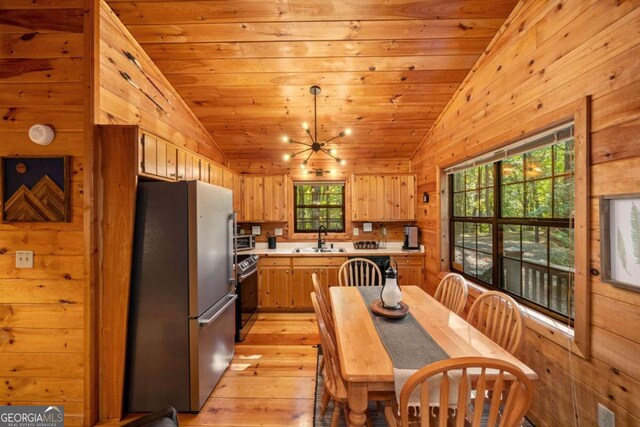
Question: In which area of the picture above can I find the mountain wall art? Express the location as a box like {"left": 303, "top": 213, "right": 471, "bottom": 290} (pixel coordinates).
{"left": 1, "top": 157, "right": 70, "bottom": 222}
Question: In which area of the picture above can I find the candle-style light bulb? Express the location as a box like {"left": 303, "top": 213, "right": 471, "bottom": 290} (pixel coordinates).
{"left": 330, "top": 149, "right": 337, "bottom": 155}
{"left": 344, "top": 128, "right": 352, "bottom": 136}
{"left": 302, "top": 122, "right": 309, "bottom": 131}
{"left": 301, "top": 162, "right": 307, "bottom": 169}
{"left": 282, "top": 136, "right": 290, "bottom": 143}
{"left": 283, "top": 154, "right": 291, "bottom": 161}
{"left": 340, "top": 159, "right": 347, "bottom": 166}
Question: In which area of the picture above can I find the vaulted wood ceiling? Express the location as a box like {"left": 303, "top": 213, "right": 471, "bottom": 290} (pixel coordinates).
{"left": 106, "top": 0, "right": 518, "bottom": 161}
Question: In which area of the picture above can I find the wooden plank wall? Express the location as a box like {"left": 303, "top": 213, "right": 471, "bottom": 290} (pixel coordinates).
{"left": 97, "top": 0, "right": 226, "bottom": 164}
{"left": 410, "top": 0, "right": 640, "bottom": 425}
{"left": 0, "top": 1, "right": 88, "bottom": 425}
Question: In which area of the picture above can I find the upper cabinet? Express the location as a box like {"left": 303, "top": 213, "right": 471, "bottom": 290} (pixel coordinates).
{"left": 240, "top": 175, "right": 289, "bottom": 222}
{"left": 264, "top": 175, "right": 289, "bottom": 222}
{"left": 351, "top": 174, "right": 416, "bottom": 221}
{"left": 140, "top": 132, "right": 176, "bottom": 180}
{"left": 137, "top": 129, "right": 242, "bottom": 217}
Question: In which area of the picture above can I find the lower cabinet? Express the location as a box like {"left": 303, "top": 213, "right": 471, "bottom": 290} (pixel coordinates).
{"left": 259, "top": 266, "right": 291, "bottom": 309}
{"left": 396, "top": 255, "right": 424, "bottom": 287}
{"left": 258, "top": 257, "right": 347, "bottom": 311}
{"left": 258, "top": 257, "right": 291, "bottom": 309}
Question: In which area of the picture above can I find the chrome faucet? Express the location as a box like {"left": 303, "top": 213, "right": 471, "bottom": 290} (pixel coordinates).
{"left": 317, "top": 225, "right": 328, "bottom": 249}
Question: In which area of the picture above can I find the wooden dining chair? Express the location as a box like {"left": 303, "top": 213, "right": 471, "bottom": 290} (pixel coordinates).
{"left": 311, "top": 292, "right": 350, "bottom": 426}
{"left": 385, "top": 357, "right": 534, "bottom": 427}
{"left": 434, "top": 273, "right": 469, "bottom": 315}
{"left": 467, "top": 291, "right": 525, "bottom": 355}
{"left": 312, "top": 272, "right": 333, "bottom": 316}
{"left": 312, "top": 272, "right": 334, "bottom": 373}
{"left": 338, "top": 258, "right": 383, "bottom": 287}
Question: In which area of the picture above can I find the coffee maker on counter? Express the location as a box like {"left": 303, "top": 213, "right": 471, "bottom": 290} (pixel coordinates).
{"left": 402, "top": 225, "right": 420, "bottom": 251}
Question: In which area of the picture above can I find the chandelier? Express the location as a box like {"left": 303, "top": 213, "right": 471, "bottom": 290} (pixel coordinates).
{"left": 282, "top": 85, "right": 351, "bottom": 168}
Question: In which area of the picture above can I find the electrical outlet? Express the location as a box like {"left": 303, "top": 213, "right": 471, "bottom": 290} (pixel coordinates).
{"left": 353, "top": 227, "right": 359, "bottom": 236}
{"left": 274, "top": 227, "right": 283, "bottom": 236}
{"left": 251, "top": 225, "right": 261, "bottom": 235}
{"left": 381, "top": 227, "right": 387, "bottom": 237}
{"left": 363, "top": 222, "right": 373, "bottom": 232}
{"left": 598, "top": 403, "right": 615, "bottom": 427}
{"left": 16, "top": 250, "right": 34, "bottom": 269}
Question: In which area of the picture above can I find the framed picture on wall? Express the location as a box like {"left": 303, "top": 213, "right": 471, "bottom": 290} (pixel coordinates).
{"left": 600, "top": 193, "right": 640, "bottom": 291}
{"left": 0, "top": 156, "right": 71, "bottom": 223}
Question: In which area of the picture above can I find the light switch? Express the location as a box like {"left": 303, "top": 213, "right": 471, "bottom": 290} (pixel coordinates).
{"left": 16, "top": 250, "right": 34, "bottom": 269}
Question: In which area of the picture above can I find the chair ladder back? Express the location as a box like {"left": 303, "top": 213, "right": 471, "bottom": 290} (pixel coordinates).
{"left": 338, "top": 258, "right": 382, "bottom": 287}
{"left": 434, "top": 273, "right": 468, "bottom": 315}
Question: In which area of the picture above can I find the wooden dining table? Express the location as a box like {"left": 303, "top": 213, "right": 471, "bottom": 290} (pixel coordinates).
{"left": 330, "top": 285, "right": 538, "bottom": 427}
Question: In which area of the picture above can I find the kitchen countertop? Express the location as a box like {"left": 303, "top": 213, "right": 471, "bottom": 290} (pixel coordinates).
{"left": 238, "top": 241, "right": 424, "bottom": 257}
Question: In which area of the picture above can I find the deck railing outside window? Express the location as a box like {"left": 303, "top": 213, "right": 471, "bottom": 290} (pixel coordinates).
{"left": 449, "top": 125, "right": 575, "bottom": 321}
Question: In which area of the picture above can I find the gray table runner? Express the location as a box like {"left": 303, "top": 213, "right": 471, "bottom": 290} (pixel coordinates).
{"left": 358, "top": 287, "right": 456, "bottom": 408}
{"left": 357, "top": 287, "right": 449, "bottom": 369}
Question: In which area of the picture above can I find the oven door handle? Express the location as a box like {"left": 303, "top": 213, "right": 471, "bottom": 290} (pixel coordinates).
{"left": 238, "top": 266, "right": 258, "bottom": 282}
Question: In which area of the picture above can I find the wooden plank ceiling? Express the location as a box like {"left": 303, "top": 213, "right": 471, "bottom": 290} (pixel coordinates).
{"left": 105, "top": 0, "right": 518, "bottom": 161}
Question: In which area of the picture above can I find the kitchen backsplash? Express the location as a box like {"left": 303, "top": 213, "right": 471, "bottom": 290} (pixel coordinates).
{"left": 236, "top": 222, "right": 409, "bottom": 243}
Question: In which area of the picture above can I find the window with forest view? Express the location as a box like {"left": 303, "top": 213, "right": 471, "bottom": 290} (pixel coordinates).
{"left": 450, "top": 125, "right": 575, "bottom": 321}
{"left": 294, "top": 183, "right": 345, "bottom": 233}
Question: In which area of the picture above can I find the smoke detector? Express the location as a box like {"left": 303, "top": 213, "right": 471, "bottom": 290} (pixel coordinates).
{"left": 28, "top": 124, "right": 55, "bottom": 146}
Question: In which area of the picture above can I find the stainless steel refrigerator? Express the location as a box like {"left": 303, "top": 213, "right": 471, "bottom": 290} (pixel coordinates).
{"left": 127, "top": 180, "right": 236, "bottom": 412}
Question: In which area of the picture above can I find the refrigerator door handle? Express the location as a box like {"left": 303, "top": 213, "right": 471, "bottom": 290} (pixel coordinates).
{"left": 198, "top": 294, "right": 237, "bottom": 325}
{"left": 229, "top": 212, "right": 237, "bottom": 286}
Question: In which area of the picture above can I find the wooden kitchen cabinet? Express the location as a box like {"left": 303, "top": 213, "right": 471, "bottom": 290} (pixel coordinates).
{"left": 165, "top": 144, "right": 177, "bottom": 179}
{"left": 351, "top": 174, "right": 416, "bottom": 221}
{"left": 258, "top": 257, "right": 291, "bottom": 309}
{"left": 140, "top": 131, "right": 178, "bottom": 181}
{"left": 240, "top": 175, "right": 288, "bottom": 222}
{"left": 181, "top": 150, "right": 200, "bottom": 181}
{"left": 291, "top": 257, "right": 346, "bottom": 310}
{"left": 176, "top": 148, "right": 187, "bottom": 180}
{"left": 233, "top": 173, "right": 243, "bottom": 215}
{"left": 210, "top": 162, "right": 223, "bottom": 186}
{"left": 291, "top": 268, "right": 315, "bottom": 309}
{"left": 200, "top": 160, "right": 210, "bottom": 183}
{"left": 396, "top": 255, "right": 424, "bottom": 287}
{"left": 242, "top": 176, "right": 264, "bottom": 222}
{"left": 258, "top": 256, "right": 345, "bottom": 311}
{"left": 264, "top": 175, "right": 289, "bottom": 222}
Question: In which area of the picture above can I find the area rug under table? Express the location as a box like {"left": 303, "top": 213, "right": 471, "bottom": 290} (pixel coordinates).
{"left": 312, "top": 348, "right": 535, "bottom": 427}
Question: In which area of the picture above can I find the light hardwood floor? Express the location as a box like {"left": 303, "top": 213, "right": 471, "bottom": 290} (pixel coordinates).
{"left": 105, "top": 313, "right": 320, "bottom": 427}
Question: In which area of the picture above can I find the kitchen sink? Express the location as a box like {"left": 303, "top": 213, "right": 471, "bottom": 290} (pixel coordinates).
{"left": 292, "top": 247, "right": 346, "bottom": 254}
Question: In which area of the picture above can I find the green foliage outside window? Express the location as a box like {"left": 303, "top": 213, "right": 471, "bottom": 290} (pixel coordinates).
{"left": 294, "top": 183, "right": 345, "bottom": 232}
{"left": 450, "top": 138, "right": 575, "bottom": 320}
